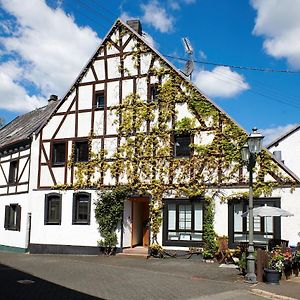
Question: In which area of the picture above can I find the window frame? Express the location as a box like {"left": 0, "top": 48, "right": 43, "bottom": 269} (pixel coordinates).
{"left": 74, "top": 140, "right": 89, "bottom": 163}
{"left": 72, "top": 192, "right": 91, "bottom": 225}
{"left": 163, "top": 198, "right": 204, "bottom": 247}
{"left": 149, "top": 83, "right": 159, "bottom": 102}
{"left": 174, "top": 133, "right": 192, "bottom": 158}
{"left": 51, "top": 142, "right": 67, "bottom": 166}
{"left": 228, "top": 198, "right": 281, "bottom": 248}
{"left": 8, "top": 160, "right": 18, "bottom": 184}
{"left": 44, "top": 193, "right": 62, "bottom": 225}
{"left": 4, "top": 204, "right": 21, "bottom": 231}
{"left": 94, "top": 90, "right": 105, "bottom": 110}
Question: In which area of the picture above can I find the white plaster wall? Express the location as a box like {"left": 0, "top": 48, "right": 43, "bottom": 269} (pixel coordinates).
{"left": 107, "top": 57, "right": 121, "bottom": 79}
{"left": 42, "top": 115, "right": 64, "bottom": 140}
{"left": 93, "top": 111, "right": 104, "bottom": 136}
{"left": 93, "top": 60, "right": 105, "bottom": 81}
{"left": 122, "top": 79, "right": 133, "bottom": 99}
{"left": 107, "top": 81, "right": 120, "bottom": 107}
{"left": 0, "top": 194, "right": 29, "bottom": 249}
{"left": 123, "top": 200, "right": 132, "bottom": 247}
{"left": 29, "top": 190, "right": 101, "bottom": 247}
{"left": 55, "top": 114, "right": 75, "bottom": 139}
{"left": 269, "top": 128, "right": 300, "bottom": 178}
{"left": 78, "top": 85, "right": 93, "bottom": 110}
{"left": 77, "top": 112, "right": 92, "bottom": 137}
{"left": 80, "top": 68, "right": 95, "bottom": 84}
{"left": 106, "top": 109, "right": 118, "bottom": 135}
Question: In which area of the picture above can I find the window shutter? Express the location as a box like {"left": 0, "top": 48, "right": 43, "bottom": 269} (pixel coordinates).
{"left": 16, "top": 205, "right": 22, "bottom": 231}
{"left": 4, "top": 205, "right": 10, "bottom": 229}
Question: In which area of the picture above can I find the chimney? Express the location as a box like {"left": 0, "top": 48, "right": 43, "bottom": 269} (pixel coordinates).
{"left": 126, "top": 20, "right": 142, "bottom": 35}
{"left": 48, "top": 94, "right": 58, "bottom": 103}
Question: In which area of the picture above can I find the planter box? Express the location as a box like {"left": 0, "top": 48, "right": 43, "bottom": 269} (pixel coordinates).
{"left": 264, "top": 268, "right": 281, "bottom": 285}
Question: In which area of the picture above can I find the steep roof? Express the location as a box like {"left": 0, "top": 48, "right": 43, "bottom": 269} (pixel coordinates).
{"left": 0, "top": 100, "right": 59, "bottom": 150}
{"left": 267, "top": 124, "right": 300, "bottom": 149}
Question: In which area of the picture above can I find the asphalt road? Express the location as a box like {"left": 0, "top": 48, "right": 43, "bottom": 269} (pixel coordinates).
{"left": 0, "top": 252, "right": 264, "bottom": 300}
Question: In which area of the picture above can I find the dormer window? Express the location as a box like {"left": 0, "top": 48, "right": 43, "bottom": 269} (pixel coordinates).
{"left": 174, "top": 133, "right": 191, "bottom": 157}
{"left": 94, "top": 90, "right": 105, "bottom": 109}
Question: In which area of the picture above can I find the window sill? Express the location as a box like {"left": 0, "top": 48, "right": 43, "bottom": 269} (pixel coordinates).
{"left": 51, "top": 163, "right": 66, "bottom": 167}
{"left": 72, "top": 221, "right": 90, "bottom": 225}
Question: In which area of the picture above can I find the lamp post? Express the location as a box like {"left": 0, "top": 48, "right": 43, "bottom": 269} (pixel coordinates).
{"left": 241, "top": 128, "right": 264, "bottom": 284}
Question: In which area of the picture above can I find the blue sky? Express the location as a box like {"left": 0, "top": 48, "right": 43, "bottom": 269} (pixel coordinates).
{"left": 0, "top": 0, "right": 300, "bottom": 144}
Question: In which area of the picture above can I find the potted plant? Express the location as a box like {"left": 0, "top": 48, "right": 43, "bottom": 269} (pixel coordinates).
{"left": 264, "top": 246, "right": 284, "bottom": 284}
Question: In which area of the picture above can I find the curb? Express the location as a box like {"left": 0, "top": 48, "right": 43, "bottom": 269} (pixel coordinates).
{"left": 251, "top": 288, "right": 298, "bottom": 300}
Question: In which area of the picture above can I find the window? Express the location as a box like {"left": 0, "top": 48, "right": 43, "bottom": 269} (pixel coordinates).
{"left": 163, "top": 199, "right": 204, "bottom": 246}
{"left": 174, "top": 134, "right": 191, "bottom": 157}
{"left": 44, "top": 194, "right": 62, "bottom": 225}
{"left": 94, "top": 90, "right": 105, "bottom": 109}
{"left": 8, "top": 160, "right": 18, "bottom": 183}
{"left": 4, "top": 204, "right": 21, "bottom": 231}
{"left": 52, "top": 142, "right": 66, "bottom": 165}
{"left": 228, "top": 198, "right": 281, "bottom": 248}
{"left": 149, "top": 84, "right": 159, "bottom": 101}
{"left": 74, "top": 141, "right": 89, "bottom": 162}
{"left": 72, "top": 193, "right": 91, "bottom": 224}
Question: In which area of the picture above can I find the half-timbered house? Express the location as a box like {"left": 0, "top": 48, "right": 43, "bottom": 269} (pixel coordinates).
{"left": 2, "top": 19, "right": 300, "bottom": 255}
{"left": 0, "top": 97, "right": 58, "bottom": 252}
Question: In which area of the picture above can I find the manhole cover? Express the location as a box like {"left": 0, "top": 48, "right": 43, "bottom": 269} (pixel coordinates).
{"left": 17, "top": 279, "right": 35, "bottom": 285}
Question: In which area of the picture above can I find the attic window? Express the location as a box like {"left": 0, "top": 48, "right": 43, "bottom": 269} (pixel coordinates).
{"left": 149, "top": 84, "right": 159, "bottom": 102}
{"left": 8, "top": 160, "right": 18, "bottom": 183}
{"left": 74, "top": 141, "right": 89, "bottom": 162}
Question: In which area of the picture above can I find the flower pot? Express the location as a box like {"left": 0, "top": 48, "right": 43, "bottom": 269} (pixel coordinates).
{"left": 264, "top": 268, "right": 281, "bottom": 285}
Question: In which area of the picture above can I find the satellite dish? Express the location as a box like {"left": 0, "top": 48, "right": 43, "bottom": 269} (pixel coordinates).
{"left": 181, "top": 37, "right": 194, "bottom": 78}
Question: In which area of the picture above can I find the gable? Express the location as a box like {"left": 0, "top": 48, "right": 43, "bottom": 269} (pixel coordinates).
{"left": 39, "top": 19, "right": 299, "bottom": 197}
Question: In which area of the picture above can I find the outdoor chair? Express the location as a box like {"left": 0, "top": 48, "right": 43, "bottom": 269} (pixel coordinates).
{"left": 215, "top": 236, "right": 234, "bottom": 264}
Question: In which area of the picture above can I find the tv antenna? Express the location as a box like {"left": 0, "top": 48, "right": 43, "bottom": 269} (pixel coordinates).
{"left": 181, "top": 37, "right": 194, "bottom": 79}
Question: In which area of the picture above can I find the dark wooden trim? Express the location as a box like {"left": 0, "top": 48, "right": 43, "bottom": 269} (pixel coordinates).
{"left": 41, "top": 144, "right": 57, "bottom": 186}
{"left": 52, "top": 95, "right": 76, "bottom": 139}
{"left": 91, "top": 84, "right": 95, "bottom": 133}
{"left": 0, "top": 153, "right": 30, "bottom": 164}
{"left": 0, "top": 190, "right": 28, "bottom": 196}
{"left": 91, "top": 65, "right": 98, "bottom": 81}
{"left": 0, "top": 162, "right": 8, "bottom": 183}
{"left": 17, "top": 156, "right": 30, "bottom": 182}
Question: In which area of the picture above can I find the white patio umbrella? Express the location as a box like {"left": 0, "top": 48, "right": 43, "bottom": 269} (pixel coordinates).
{"left": 241, "top": 205, "right": 294, "bottom": 218}
{"left": 241, "top": 205, "right": 294, "bottom": 248}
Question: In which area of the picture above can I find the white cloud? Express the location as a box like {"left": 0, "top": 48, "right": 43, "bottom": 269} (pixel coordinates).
{"left": 0, "top": 62, "right": 47, "bottom": 112}
{"left": 199, "top": 50, "right": 207, "bottom": 60}
{"left": 193, "top": 66, "right": 250, "bottom": 98}
{"left": 251, "top": 0, "right": 300, "bottom": 69}
{"left": 0, "top": 0, "right": 100, "bottom": 113}
{"left": 261, "top": 123, "right": 299, "bottom": 146}
{"left": 168, "top": 1, "right": 180, "bottom": 10}
{"left": 141, "top": 0, "right": 174, "bottom": 33}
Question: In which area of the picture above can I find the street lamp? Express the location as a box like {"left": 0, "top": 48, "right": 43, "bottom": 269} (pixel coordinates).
{"left": 241, "top": 127, "right": 264, "bottom": 284}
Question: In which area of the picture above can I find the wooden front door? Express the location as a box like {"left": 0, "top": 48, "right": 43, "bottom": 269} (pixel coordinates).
{"left": 131, "top": 197, "right": 150, "bottom": 247}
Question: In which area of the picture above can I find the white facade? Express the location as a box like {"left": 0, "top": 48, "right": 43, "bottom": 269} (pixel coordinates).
{"left": 1, "top": 19, "right": 300, "bottom": 254}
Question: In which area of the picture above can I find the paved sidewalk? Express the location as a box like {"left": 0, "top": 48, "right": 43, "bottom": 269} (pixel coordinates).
{"left": 0, "top": 252, "right": 263, "bottom": 300}
{"left": 251, "top": 276, "right": 300, "bottom": 300}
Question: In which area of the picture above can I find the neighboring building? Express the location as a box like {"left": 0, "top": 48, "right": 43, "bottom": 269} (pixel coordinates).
{"left": 267, "top": 125, "right": 300, "bottom": 178}
{"left": 0, "top": 97, "right": 59, "bottom": 252}
{"left": 1, "top": 19, "right": 300, "bottom": 254}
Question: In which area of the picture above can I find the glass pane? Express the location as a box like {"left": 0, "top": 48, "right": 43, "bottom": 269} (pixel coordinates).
{"left": 191, "top": 232, "right": 202, "bottom": 241}
{"left": 77, "top": 200, "right": 88, "bottom": 221}
{"left": 174, "top": 135, "right": 191, "bottom": 157}
{"left": 194, "top": 203, "right": 203, "bottom": 231}
{"left": 48, "top": 199, "right": 60, "bottom": 222}
{"left": 234, "top": 203, "right": 243, "bottom": 231}
{"left": 179, "top": 204, "right": 191, "bottom": 230}
{"left": 265, "top": 216, "right": 273, "bottom": 233}
{"left": 168, "top": 204, "right": 176, "bottom": 230}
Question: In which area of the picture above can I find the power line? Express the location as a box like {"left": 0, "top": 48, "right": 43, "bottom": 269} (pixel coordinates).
{"left": 164, "top": 54, "right": 300, "bottom": 74}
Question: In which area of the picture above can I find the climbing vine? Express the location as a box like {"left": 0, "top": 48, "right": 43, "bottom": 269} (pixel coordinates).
{"left": 58, "top": 23, "right": 297, "bottom": 254}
